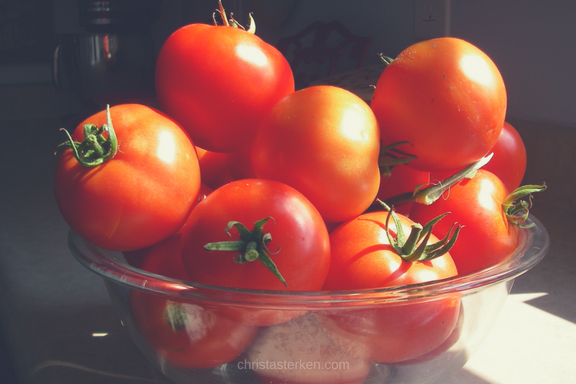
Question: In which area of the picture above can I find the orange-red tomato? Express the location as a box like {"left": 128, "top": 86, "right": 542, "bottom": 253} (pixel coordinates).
{"left": 371, "top": 37, "right": 507, "bottom": 173}
{"left": 410, "top": 169, "right": 518, "bottom": 275}
{"left": 130, "top": 235, "right": 258, "bottom": 369}
{"left": 155, "top": 23, "right": 294, "bottom": 153}
{"left": 180, "top": 179, "right": 331, "bottom": 326}
{"left": 251, "top": 85, "right": 381, "bottom": 223}
{"left": 54, "top": 104, "right": 201, "bottom": 251}
{"left": 320, "top": 211, "right": 460, "bottom": 363}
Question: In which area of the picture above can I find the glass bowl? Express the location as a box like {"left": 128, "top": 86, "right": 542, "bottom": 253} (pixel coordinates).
{"left": 68, "top": 214, "right": 549, "bottom": 384}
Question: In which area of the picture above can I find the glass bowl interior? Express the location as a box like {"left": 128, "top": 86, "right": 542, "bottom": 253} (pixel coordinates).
{"left": 67, "top": 214, "right": 550, "bottom": 384}
{"left": 69, "top": 214, "right": 550, "bottom": 309}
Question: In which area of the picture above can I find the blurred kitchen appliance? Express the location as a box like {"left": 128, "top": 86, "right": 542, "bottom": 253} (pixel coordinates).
{"left": 52, "top": 0, "right": 162, "bottom": 108}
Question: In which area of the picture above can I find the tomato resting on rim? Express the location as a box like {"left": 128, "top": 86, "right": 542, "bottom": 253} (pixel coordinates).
{"left": 319, "top": 209, "right": 461, "bottom": 363}
{"left": 155, "top": 11, "right": 294, "bottom": 153}
{"left": 130, "top": 235, "right": 258, "bottom": 369}
{"left": 410, "top": 169, "right": 527, "bottom": 276}
{"left": 180, "top": 179, "right": 331, "bottom": 326}
{"left": 54, "top": 104, "right": 201, "bottom": 252}
{"left": 371, "top": 37, "right": 507, "bottom": 173}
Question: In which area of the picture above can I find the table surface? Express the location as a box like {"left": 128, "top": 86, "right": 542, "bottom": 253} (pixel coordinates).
{"left": 1, "top": 107, "right": 575, "bottom": 383}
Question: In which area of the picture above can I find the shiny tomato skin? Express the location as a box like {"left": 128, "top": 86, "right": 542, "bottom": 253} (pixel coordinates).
{"left": 410, "top": 169, "right": 518, "bottom": 276}
{"left": 320, "top": 211, "right": 460, "bottom": 363}
{"left": 251, "top": 85, "right": 381, "bottom": 223}
{"left": 54, "top": 104, "right": 201, "bottom": 251}
{"left": 180, "top": 179, "right": 330, "bottom": 292}
{"left": 155, "top": 24, "right": 294, "bottom": 153}
{"left": 394, "top": 305, "right": 465, "bottom": 365}
{"left": 130, "top": 235, "right": 258, "bottom": 369}
{"left": 371, "top": 37, "right": 507, "bottom": 172}
{"left": 483, "top": 121, "right": 527, "bottom": 192}
{"left": 180, "top": 179, "right": 331, "bottom": 326}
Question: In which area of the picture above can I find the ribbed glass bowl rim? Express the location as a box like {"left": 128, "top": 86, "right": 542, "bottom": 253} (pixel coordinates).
{"left": 69, "top": 214, "right": 549, "bottom": 309}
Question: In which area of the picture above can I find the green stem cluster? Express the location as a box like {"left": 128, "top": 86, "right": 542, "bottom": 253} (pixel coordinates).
{"left": 55, "top": 105, "right": 117, "bottom": 167}
{"left": 379, "top": 201, "right": 460, "bottom": 262}
{"left": 204, "top": 217, "right": 287, "bottom": 287}
{"left": 215, "top": 0, "right": 256, "bottom": 33}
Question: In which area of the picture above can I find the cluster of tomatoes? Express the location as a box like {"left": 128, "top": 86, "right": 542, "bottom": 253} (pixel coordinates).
{"left": 54, "top": 3, "right": 545, "bottom": 382}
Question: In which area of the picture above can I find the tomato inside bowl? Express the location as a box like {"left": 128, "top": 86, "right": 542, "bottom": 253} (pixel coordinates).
{"left": 68, "top": 215, "right": 549, "bottom": 384}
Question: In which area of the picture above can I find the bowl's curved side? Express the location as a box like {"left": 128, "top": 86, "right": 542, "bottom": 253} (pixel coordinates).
{"left": 68, "top": 214, "right": 550, "bottom": 309}
{"left": 66, "top": 215, "right": 550, "bottom": 384}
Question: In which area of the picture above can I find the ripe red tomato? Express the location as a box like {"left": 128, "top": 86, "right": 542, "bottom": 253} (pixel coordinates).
{"left": 320, "top": 210, "right": 460, "bottom": 363}
{"left": 371, "top": 37, "right": 507, "bottom": 172}
{"left": 130, "top": 235, "right": 258, "bottom": 369}
{"left": 54, "top": 104, "right": 201, "bottom": 251}
{"left": 155, "top": 20, "right": 294, "bottom": 153}
{"left": 251, "top": 85, "right": 381, "bottom": 223}
{"left": 482, "top": 121, "right": 527, "bottom": 192}
{"left": 410, "top": 169, "right": 518, "bottom": 275}
{"left": 180, "top": 179, "right": 331, "bottom": 325}
{"left": 181, "top": 179, "right": 330, "bottom": 291}
{"left": 394, "top": 305, "right": 464, "bottom": 365}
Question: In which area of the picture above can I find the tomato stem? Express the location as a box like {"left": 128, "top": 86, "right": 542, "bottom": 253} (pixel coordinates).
{"left": 378, "top": 141, "right": 417, "bottom": 178}
{"left": 216, "top": 0, "right": 230, "bottom": 26}
{"left": 502, "top": 183, "right": 547, "bottom": 228}
{"left": 204, "top": 217, "right": 287, "bottom": 287}
{"left": 213, "top": 1, "right": 256, "bottom": 33}
{"left": 55, "top": 105, "right": 118, "bottom": 167}
{"left": 379, "top": 201, "right": 461, "bottom": 262}
{"left": 247, "top": 13, "right": 256, "bottom": 34}
{"left": 377, "top": 53, "right": 394, "bottom": 66}
{"left": 385, "top": 153, "right": 493, "bottom": 207}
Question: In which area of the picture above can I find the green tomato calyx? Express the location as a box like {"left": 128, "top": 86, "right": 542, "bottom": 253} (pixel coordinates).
{"left": 214, "top": 0, "right": 256, "bottom": 34}
{"left": 379, "top": 200, "right": 461, "bottom": 262}
{"left": 385, "top": 153, "right": 494, "bottom": 208}
{"left": 378, "top": 141, "right": 418, "bottom": 178}
{"left": 377, "top": 53, "right": 394, "bottom": 66}
{"left": 204, "top": 217, "right": 287, "bottom": 287}
{"left": 502, "top": 183, "right": 547, "bottom": 228}
{"left": 55, "top": 104, "right": 118, "bottom": 167}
